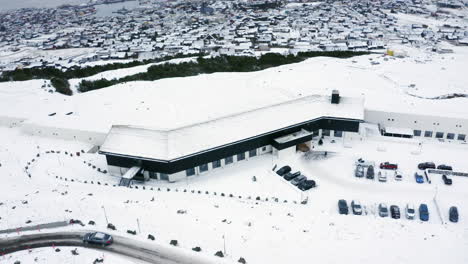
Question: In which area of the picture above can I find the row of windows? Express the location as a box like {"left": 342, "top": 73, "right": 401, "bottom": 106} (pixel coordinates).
{"left": 186, "top": 148, "right": 259, "bottom": 176}
{"left": 312, "top": 130, "right": 343, "bottom": 138}
{"left": 386, "top": 118, "right": 463, "bottom": 128}
{"left": 414, "top": 130, "right": 466, "bottom": 140}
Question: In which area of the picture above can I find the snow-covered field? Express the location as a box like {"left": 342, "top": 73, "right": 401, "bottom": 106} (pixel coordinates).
{"left": 2, "top": 122, "right": 468, "bottom": 263}
{"left": 1, "top": 17, "right": 468, "bottom": 262}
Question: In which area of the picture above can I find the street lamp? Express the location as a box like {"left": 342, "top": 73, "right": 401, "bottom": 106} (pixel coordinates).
{"left": 101, "top": 206, "right": 108, "bottom": 225}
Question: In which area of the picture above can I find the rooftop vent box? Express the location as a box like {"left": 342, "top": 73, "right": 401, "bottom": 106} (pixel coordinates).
{"left": 331, "top": 90, "right": 340, "bottom": 104}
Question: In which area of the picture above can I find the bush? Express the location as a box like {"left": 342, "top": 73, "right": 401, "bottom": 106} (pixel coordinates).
{"left": 170, "top": 240, "right": 178, "bottom": 246}
{"left": 215, "top": 251, "right": 224, "bottom": 257}
{"left": 50, "top": 77, "right": 72, "bottom": 96}
{"left": 192, "top": 246, "right": 202, "bottom": 252}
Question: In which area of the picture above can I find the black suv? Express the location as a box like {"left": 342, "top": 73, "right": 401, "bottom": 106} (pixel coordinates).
{"left": 449, "top": 206, "right": 459, "bottom": 223}
{"left": 298, "top": 180, "right": 316, "bottom": 191}
{"left": 276, "top": 166, "right": 291, "bottom": 176}
{"left": 338, "top": 199, "right": 349, "bottom": 215}
{"left": 442, "top": 175, "right": 452, "bottom": 185}
{"left": 366, "top": 165, "right": 375, "bottom": 179}
{"left": 418, "top": 162, "right": 436, "bottom": 170}
{"left": 284, "top": 171, "right": 301, "bottom": 181}
{"left": 390, "top": 205, "right": 401, "bottom": 219}
{"left": 437, "top": 164, "right": 453, "bottom": 171}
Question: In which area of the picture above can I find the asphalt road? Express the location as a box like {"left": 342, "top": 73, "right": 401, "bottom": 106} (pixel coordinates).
{"left": 0, "top": 231, "right": 229, "bottom": 264}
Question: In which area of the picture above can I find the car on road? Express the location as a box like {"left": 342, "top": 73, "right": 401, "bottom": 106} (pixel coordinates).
{"left": 418, "top": 162, "right": 436, "bottom": 170}
{"left": 390, "top": 205, "right": 401, "bottom": 219}
{"left": 442, "top": 175, "right": 453, "bottom": 185}
{"left": 378, "top": 171, "right": 387, "bottom": 182}
{"left": 276, "top": 166, "right": 291, "bottom": 176}
{"left": 284, "top": 171, "right": 300, "bottom": 181}
{"left": 83, "top": 232, "right": 113, "bottom": 246}
{"left": 366, "top": 165, "right": 375, "bottom": 179}
{"left": 419, "top": 204, "right": 429, "bottom": 221}
{"left": 298, "top": 180, "right": 316, "bottom": 191}
{"left": 355, "top": 165, "right": 364, "bottom": 177}
{"left": 338, "top": 199, "right": 349, "bottom": 215}
{"left": 437, "top": 164, "right": 453, "bottom": 171}
{"left": 449, "top": 206, "right": 459, "bottom": 223}
{"left": 378, "top": 203, "right": 389, "bottom": 217}
{"left": 380, "top": 162, "right": 398, "bottom": 170}
{"left": 351, "top": 200, "right": 363, "bottom": 215}
{"left": 291, "top": 175, "right": 306, "bottom": 186}
{"left": 406, "top": 204, "right": 415, "bottom": 220}
{"left": 415, "top": 173, "right": 424, "bottom": 184}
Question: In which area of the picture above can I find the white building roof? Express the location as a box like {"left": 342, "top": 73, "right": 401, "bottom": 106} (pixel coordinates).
{"left": 100, "top": 95, "right": 364, "bottom": 161}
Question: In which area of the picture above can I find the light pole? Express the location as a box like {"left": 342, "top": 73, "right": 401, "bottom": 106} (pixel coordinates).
{"left": 222, "top": 234, "right": 226, "bottom": 255}
{"left": 102, "top": 206, "right": 108, "bottom": 225}
{"left": 137, "top": 218, "right": 141, "bottom": 234}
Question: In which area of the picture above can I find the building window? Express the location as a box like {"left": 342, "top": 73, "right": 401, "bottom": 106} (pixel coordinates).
{"left": 435, "top": 132, "right": 444, "bottom": 139}
{"left": 149, "top": 171, "right": 157, "bottom": 179}
{"left": 322, "top": 129, "right": 331, "bottom": 137}
{"left": 237, "top": 152, "right": 245, "bottom": 161}
{"left": 313, "top": 130, "right": 319, "bottom": 138}
{"left": 424, "top": 131, "right": 433, "bottom": 138}
{"left": 447, "top": 133, "right": 455, "bottom": 140}
{"left": 413, "top": 130, "right": 421, "bottom": 137}
{"left": 334, "top": 130, "right": 343, "bottom": 137}
{"left": 186, "top": 168, "right": 195, "bottom": 176}
{"left": 212, "top": 160, "right": 221, "bottom": 169}
{"left": 262, "top": 146, "right": 267, "bottom": 152}
{"left": 458, "top": 134, "right": 466, "bottom": 141}
{"left": 225, "top": 156, "right": 233, "bottom": 165}
{"left": 160, "top": 173, "right": 169, "bottom": 181}
{"left": 199, "top": 163, "right": 209, "bottom": 173}
{"left": 249, "top": 149, "right": 257, "bottom": 158}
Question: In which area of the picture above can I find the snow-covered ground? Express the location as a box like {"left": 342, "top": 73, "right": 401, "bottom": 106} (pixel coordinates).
{"left": 2, "top": 123, "right": 468, "bottom": 263}
{"left": 3, "top": 246, "right": 146, "bottom": 264}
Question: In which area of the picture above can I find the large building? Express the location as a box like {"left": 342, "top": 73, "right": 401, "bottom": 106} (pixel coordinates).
{"left": 99, "top": 92, "right": 365, "bottom": 182}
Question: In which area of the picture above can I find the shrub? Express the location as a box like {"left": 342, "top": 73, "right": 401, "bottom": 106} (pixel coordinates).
{"left": 51, "top": 77, "right": 72, "bottom": 96}
{"left": 192, "top": 246, "right": 202, "bottom": 252}
{"left": 215, "top": 251, "right": 224, "bottom": 257}
{"left": 170, "top": 240, "right": 178, "bottom": 246}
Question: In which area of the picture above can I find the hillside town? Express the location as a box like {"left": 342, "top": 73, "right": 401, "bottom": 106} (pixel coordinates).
{"left": 0, "top": 0, "right": 467, "bottom": 71}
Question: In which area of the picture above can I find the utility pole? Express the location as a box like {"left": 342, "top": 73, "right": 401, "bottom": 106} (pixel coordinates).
{"left": 102, "top": 206, "right": 108, "bottom": 225}
{"left": 223, "top": 234, "right": 226, "bottom": 255}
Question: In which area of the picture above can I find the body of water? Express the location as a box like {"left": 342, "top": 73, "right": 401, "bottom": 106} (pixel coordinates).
{"left": 0, "top": 0, "right": 89, "bottom": 11}
{"left": 0, "top": 0, "right": 139, "bottom": 14}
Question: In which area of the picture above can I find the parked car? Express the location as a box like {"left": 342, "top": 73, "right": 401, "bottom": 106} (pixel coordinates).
{"left": 406, "top": 204, "right": 415, "bottom": 220}
{"left": 83, "top": 232, "right": 113, "bottom": 246}
{"left": 378, "top": 203, "right": 389, "bottom": 217}
{"left": 418, "top": 162, "right": 436, "bottom": 170}
{"left": 378, "top": 171, "right": 387, "bottom": 182}
{"left": 366, "top": 165, "right": 375, "bottom": 179}
{"left": 449, "top": 206, "right": 459, "bottom": 223}
{"left": 291, "top": 175, "right": 306, "bottom": 186}
{"left": 442, "top": 175, "right": 453, "bottom": 185}
{"left": 284, "top": 171, "right": 300, "bottom": 181}
{"left": 276, "top": 166, "right": 291, "bottom": 176}
{"left": 351, "top": 200, "right": 362, "bottom": 215}
{"left": 380, "top": 162, "right": 398, "bottom": 170}
{"left": 395, "top": 172, "right": 403, "bottom": 181}
{"left": 415, "top": 173, "right": 424, "bottom": 184}
{"left": 338, "top": 199, "right": 349, "bottom": 215}
{"left": 390, "top": 205, "right": 401, "bottom": 219}
{"left": 355, "top": 165, "right": 364, "bottom": 177}
{"left": 298, "top": 180, "right": 316, "bottom": 191}
{"left": 419, "top": 204, "right": 429, "bottom": 221}
{"left": 437, "top": 164, "right": 453, "bottom": 171}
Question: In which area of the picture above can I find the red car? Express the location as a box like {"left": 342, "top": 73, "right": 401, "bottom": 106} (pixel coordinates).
{"left": 380, "top": 162, "right": 398, "bottom": 170}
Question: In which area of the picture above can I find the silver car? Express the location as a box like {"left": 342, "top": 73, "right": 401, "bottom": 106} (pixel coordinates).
{"left": 378, "top": 203, "right": 389, "bottom": 217}
{"left": 291, "top": 175, "right": 307, "bottom": 186}
{"left": 406, "top": 204, "right": 415, "bottom": 220}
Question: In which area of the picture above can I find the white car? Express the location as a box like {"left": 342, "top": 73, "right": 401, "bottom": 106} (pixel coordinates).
{"left": 395, "top": 171, "right": 403, "bottom": 181}
{"left": 406, "top": 204, "right": 415, "bottom": 220}
{"left": 378, "top": 171, "right": 387, "bottom": 182}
